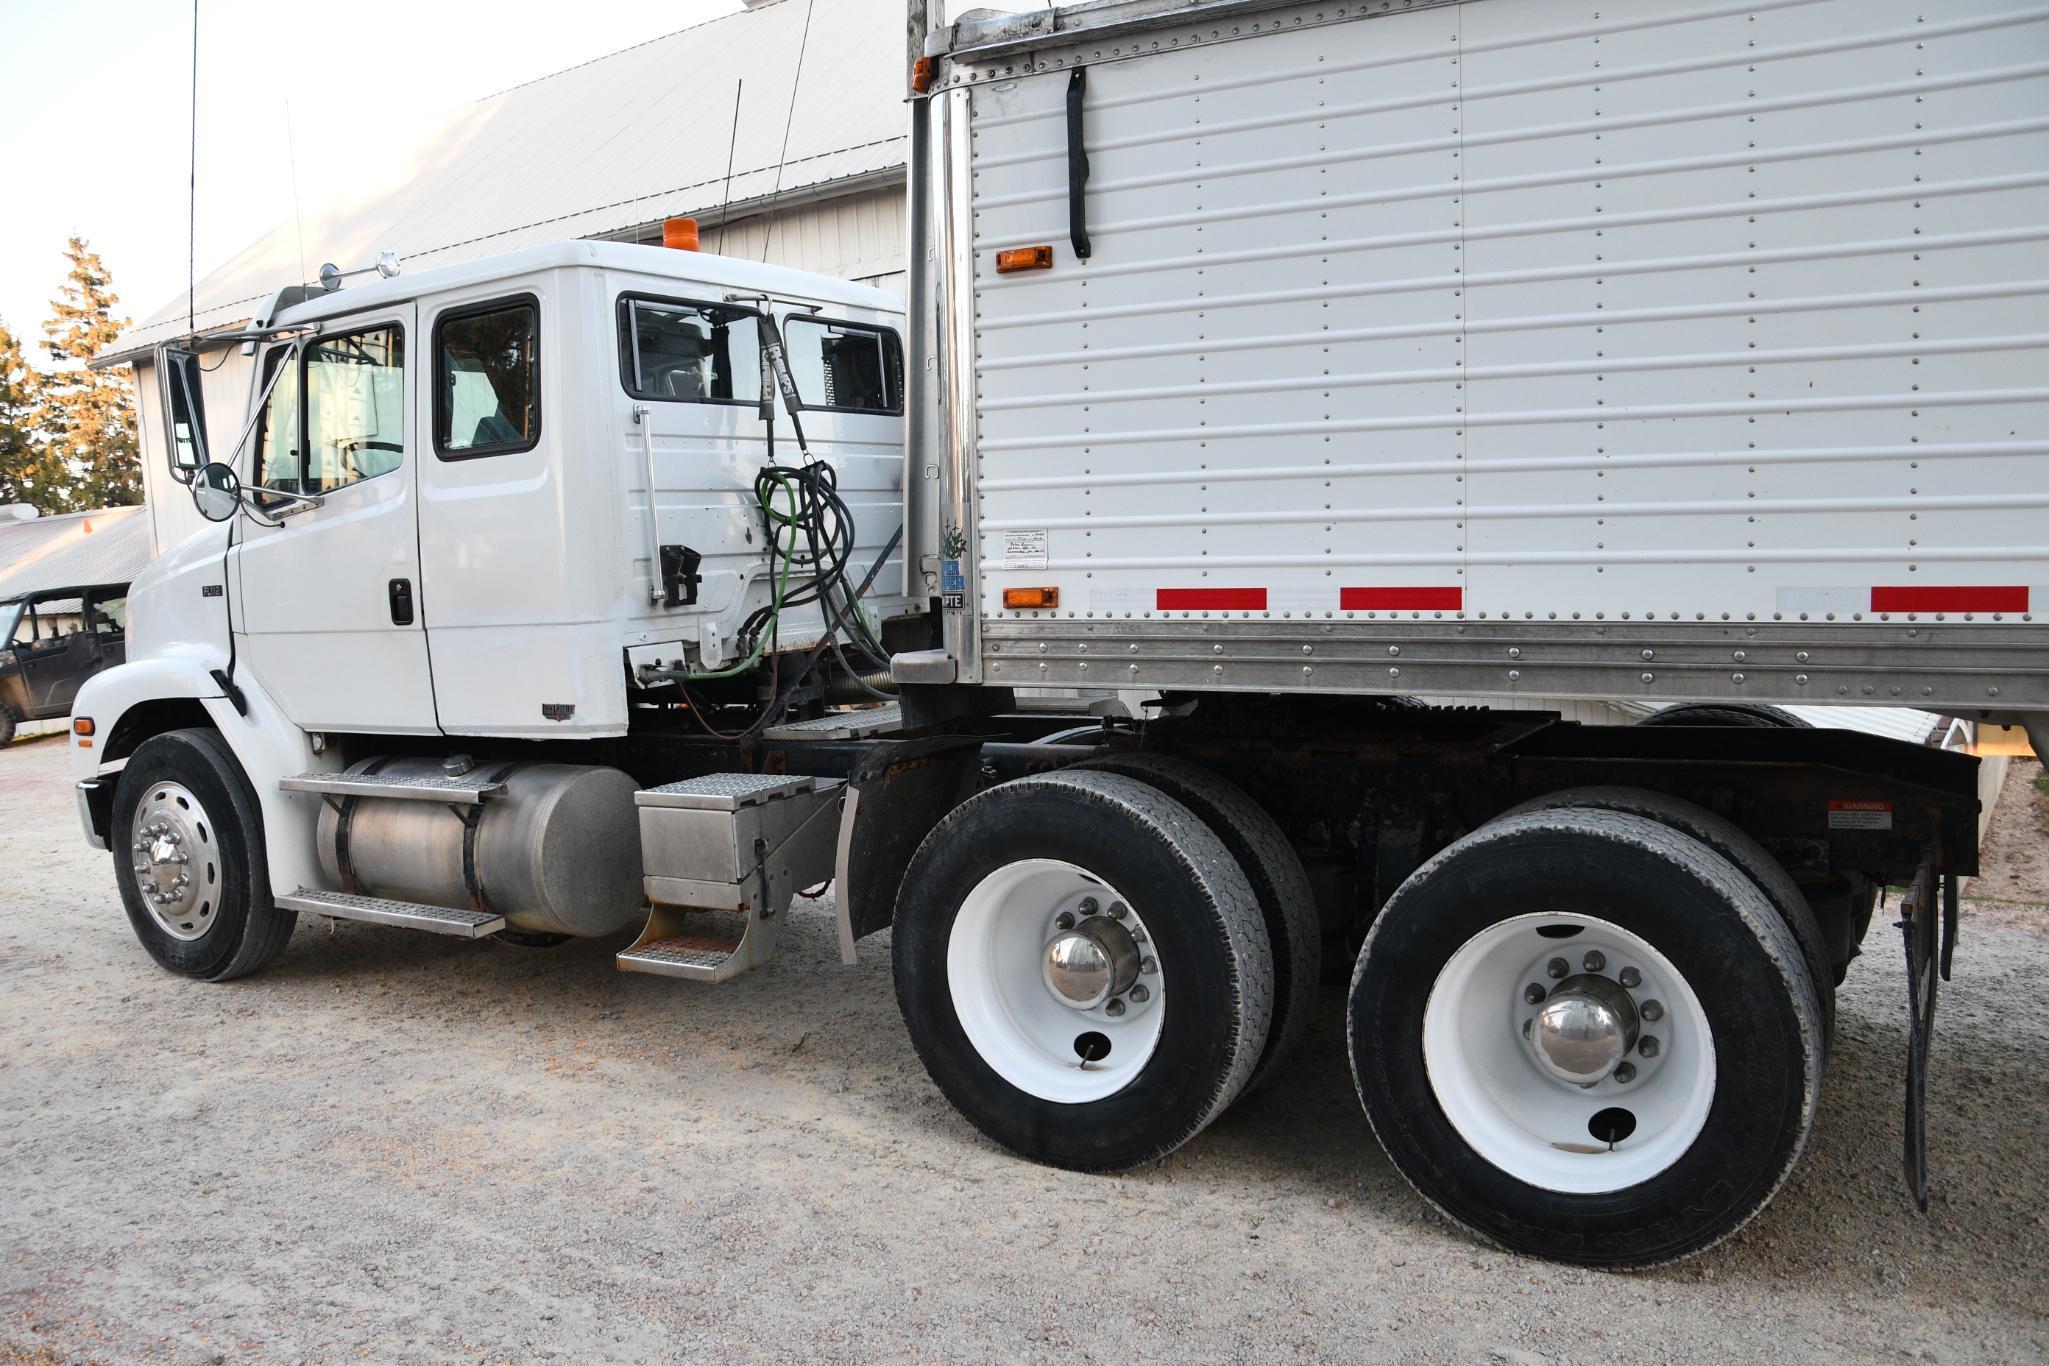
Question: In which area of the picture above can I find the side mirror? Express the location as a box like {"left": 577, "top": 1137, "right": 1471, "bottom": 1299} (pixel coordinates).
{"left": 160, "top": 347, "right": 212, "bottom": 478}
{"left": 191, "top": 462, "right": 243, "bottom": 522}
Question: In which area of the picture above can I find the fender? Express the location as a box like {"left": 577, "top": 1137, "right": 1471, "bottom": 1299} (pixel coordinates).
{"left": 72, "top": 651, "right": 332, "bottom": 898}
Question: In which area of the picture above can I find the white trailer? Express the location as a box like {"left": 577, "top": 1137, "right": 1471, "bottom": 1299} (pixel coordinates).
{"left": 75, "top": 0, "right": 2047, "bottom": 1267}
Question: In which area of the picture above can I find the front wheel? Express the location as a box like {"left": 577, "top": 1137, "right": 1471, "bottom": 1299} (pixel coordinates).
{"left": 893, "top": 769, "right": 1274, "bottom": 1171}
{"left": 1349, "top": 807, "right": 1822, "bottom": 1267}
{"left": 112, "top": 728, "right": 296, "bottom": 981}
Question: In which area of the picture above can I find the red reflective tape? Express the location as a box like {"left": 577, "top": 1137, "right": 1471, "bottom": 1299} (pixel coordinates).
{"left": 1870, "top": 586, "right": 2028, "bottom": 613}
{"left": 1340, "top": 586, "right": 1464, "bottom": 611}
{"left": 1155, "top": 588, "right": 1267, "bottom": 611}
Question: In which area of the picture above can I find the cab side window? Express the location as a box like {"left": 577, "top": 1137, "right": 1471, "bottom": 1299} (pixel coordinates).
{"left": 782, "top": 318, "right": 903, "bottom": 414}
{"left": 303, "top": 326, "right": 405, "bottom": 492}
{"left": 618, "top": 297, "right": 761, "bottom": 405}
{"left": 436, "top": 297, "right": 540, "bottom": 458}
{"left": 253, "top": 344, "right": 302, "bottom": 492}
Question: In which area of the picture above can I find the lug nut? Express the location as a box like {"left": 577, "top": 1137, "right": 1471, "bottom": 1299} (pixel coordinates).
{"left": 1583, "top": 950, "right": 1606, "bottom": 973}
{"left": 1054, "top": 911, "right": 1076, "bottom": 931}
{"left": 1523, "top": 983, "right": 1547, "bottom": 1005}
{"left": 1639, "top": 1036, "right": 1660, "bottom": 1058}
{"left": 1613, "top": 1062, "right": 1637, "bottom": 1084}
{"left": 1104, "top": 998, "right": 1127, "bottom": 1018}
{"left": 1640, "top": 999, "right": 1664, "bottom": 1022}
{"left": 1129, "top": 984, "right": 1150, "bottom": 1004}
{"left": 1141, "top": 956, "right": 1158, "bottom": 975}
{"left": 1130, "top": 925, "right": 1148, "bottom": 944}
{"left": 1618, "top": 966, "right": 1641, "bottom": 989}
{"left": 1076, "top": 897, "right": 1099, "bottom": 917}
{"left": 1546, "top": 957, "right": 1569, "bottom": 979}
{"left": 1522, "top": 1018, "right": 1533, "bottom": 1040}
{"left": 1108, "top": 902, "right": 1129, "bottom": 920}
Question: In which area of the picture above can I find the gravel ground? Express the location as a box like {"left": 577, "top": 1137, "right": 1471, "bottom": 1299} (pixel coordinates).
{"left": 2, "top": 734, "right": 2045, "bottom": 1363}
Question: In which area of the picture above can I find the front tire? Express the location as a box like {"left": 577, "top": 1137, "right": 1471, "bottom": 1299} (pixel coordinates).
{"left": 1349, "top": 807, "right": 1822, "bottom": 1267}
{"left": 113, "top": 728, "right": 295, "bottom": 981}
{"left": 893, "top": 770, "right": 1274, "bottom": 1171}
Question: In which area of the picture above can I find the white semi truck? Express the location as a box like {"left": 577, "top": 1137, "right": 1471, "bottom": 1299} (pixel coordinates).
{"left": 74, "top": 0, "right": 2047, "bottom": 1266}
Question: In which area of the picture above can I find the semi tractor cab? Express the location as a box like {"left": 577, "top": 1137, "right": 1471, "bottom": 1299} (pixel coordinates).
{"left": 74, "top": 0, "right": 2049, "bottom": 1269}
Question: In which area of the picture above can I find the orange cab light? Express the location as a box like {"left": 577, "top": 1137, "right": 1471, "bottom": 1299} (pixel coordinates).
{"left": 1003, "top": 587, "right": 1060, "bottom": 610}
{"left": 995, "top": 245, "right": 1054, "bottom": 274}
{"left": 911, "top": 56, "right": 936, "bottom": 94}
{"left": 72, "top": 717, "right": 94, "bottom": 737}
{"left": 662, "top": 217, "right": 701, "bottom": 251}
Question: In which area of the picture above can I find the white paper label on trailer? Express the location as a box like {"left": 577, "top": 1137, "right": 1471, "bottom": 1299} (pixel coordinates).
{"left": 1827, "top": 800, "right": 1893, "bottom": 830}
{"left": 997, "top": 529, "right": 1049, "bottom": 570}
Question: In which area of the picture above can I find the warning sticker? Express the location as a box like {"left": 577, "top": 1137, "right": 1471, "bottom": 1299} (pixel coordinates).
{"left": 1828, "top": 800, "right": 1893, "bottom": 830}
{"left": 997, "top": 529, "right": 1049, "bottom": 570}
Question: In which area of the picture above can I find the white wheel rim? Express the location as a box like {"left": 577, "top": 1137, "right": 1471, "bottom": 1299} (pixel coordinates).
{"left": 1423, "top": 912, "right": 1716, "bottom": 1193}
{"left": 128, "top": 781, "right": 222, "bottom": 942}
{"left": 948, "top": 858, "right": 1164, "bottom": 1103}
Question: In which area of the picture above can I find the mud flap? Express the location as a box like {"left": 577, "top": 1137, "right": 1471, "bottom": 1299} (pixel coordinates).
{"left": 1897, "top": 862, "right": 1958, "bottom": 1212}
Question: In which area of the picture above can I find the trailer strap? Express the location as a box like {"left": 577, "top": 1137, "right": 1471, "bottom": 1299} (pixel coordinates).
{"left": 1066, "top": 66, "right": 1091, "bottom": 260}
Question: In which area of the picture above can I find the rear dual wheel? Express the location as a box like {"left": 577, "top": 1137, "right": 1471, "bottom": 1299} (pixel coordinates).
{"left": 893, "top": 769, "right": 1275, "bottom": 1170}
{"left": 1350, "top": 808, "right": 1822, "bottom": 1267}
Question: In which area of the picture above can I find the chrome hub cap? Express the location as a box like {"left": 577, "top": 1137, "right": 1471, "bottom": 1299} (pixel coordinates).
{"left": 1043, "top": 915, "right": 1141, "bottom": 1010}
{"left": 1531, "top": 973, "right": 1640, "bottom": 1084}
{"left": 128, "top": 781, "right": 220, "bottom": 941}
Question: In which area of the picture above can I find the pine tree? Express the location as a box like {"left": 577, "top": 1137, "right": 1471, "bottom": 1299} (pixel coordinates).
{"left": 40, "top": 236, "right": 141, "bottom": 509}
{"left": 0, "top": 318, "right": 67, "bottom": 514}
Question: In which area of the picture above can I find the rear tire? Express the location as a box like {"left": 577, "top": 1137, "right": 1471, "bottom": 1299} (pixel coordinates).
{"left": 1638, "top": 702, "right": 1812, "bottom": 729}
{"left": 1070, "top": 752, "right": 1319, "bottom": 1090}
{"left": 1502, "top": 785, "right": 1834, "bottom": 1046}
{"left": 1349, "top": 807, "right": 1822, "bottom": 1268}
{"left": 894, "top": 770, "right": 1273, "bottom": 1171}
{"left": 112, "top": 728, "right": 296, "bottom": 982}
{"left": 0, "top": 703, "right": 16, "bottom": 746}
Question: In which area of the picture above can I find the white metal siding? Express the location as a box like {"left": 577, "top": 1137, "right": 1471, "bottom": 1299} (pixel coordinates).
{"left": 967, "top": 0, "right": 2049, "bottom": 628}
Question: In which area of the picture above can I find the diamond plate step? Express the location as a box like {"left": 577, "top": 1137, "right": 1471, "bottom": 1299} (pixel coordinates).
{"left": 276, "top": 888, "right": 506, "bottom": 937}
{"left": 280, "top": 772, "right": 505, "bottom": 805}
{"left": 616, "top": 933, "right": 746, "bottom": 981}
{"left": 760, "top": 702, "right": 903, "bottom": 741}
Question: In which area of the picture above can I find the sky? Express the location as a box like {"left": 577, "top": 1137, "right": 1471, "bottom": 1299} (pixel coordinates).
{"left": 0, "top": 0, "right": 743, "bottom": 359}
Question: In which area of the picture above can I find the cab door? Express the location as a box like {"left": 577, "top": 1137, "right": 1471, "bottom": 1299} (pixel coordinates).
{"left": 231, "top": 308, "right": 440, "bottom": 735}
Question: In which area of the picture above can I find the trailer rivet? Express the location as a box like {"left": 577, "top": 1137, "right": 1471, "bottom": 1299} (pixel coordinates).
{"left": 1507, "top": 646, "right": 1521, "bottom": 659}
{"left": 1583, "top": 950, "right": 1606, "bottom": 973}
{"left": 1214, "top": 664, "right": 1225, "bottom": 675}
{"left": 1796, "top": 650, "right": 1810, "bottom": 663}
{"left": 1733, "top": 650, "right": 1747, "bottom": 662}
{"left": 1639, "top": 1036, "right": 1660, "bottom": 1058}
{"left": 1389, "top": 667, "right": 1400, "bottom": 678}
{"left": 1641, "top": 672, "right": 1655, "bottom": 684}
{"left": 1641, "top": 648, "right": 1654, "bottom": 661}
{"left": 1129, "top": 643, "right": 1139, "bottom": 653}
{"left": 1508, "top": 669, "right": 1521, "bottom": 681}
{"left": 1302, "top": 665, "right": 1313, "bottom": 676}
{"left": 1618, "top": 965, "right": 1641, "bottom": 988}
{"left": 1388, "top": 645, "right": 1401, "bottom": 656}
{"left": 1732, "top": 672, "right": 1746, "bottom": 684}
{"left": 1547, "top": 957, "right": 1569, "bottom": 979}
{"left": 1302, "top": 644, "right": 1314, "bottom": 654}
{"left": 1613, "top": 1062, "right": 1638, "bottom": 1084}
{"left": 1524, "top": 983, "right": 1548, "bottom": 1004}
{"left": 1213, "top": 644, "right": 1224, "bottom": 654}
{"left": 1641, "top": 999, "right": 1664, "bottom": 1022}
{"left": 1795, "top": 674, "right": 1809, "bottom": 686}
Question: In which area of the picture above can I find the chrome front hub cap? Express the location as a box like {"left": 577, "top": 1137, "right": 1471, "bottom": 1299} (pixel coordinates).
{"left": 128, "top": 782, "right": 220, "bottom": 941}
{"left": 1424, "top": 912, "right": 1715, "bottom": 1194}
{"left": 949, "top": 859, "right": 1165, "bottom": 1103}
{"left": 1531, "top": 974, "right": 1640, "bottom": 1084}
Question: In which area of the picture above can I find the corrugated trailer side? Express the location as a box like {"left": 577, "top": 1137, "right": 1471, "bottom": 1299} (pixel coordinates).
{"left": 935, "top": 0, "right": 2049, "bottom": 714}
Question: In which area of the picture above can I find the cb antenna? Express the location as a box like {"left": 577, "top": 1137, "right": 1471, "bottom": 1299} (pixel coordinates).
{"left": 187, "top": 0, "right": 199, "bottom": 335}
{"left": 759, "top": 0, "right": 818, "bottom": 263}
{"left": 715, "top": 79, "right": 743, "bottom": 255}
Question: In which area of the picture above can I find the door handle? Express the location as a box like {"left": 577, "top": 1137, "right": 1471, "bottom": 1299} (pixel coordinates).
{"left": 388, "top": 578, "right": 415, "bottom": 626}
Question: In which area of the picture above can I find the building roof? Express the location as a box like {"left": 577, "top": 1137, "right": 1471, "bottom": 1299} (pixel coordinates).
{"left": 116, "top": 0, "right": 908, "bottom": 357}
{"left": 0, "top": 506, "right": 151, "bottom": 600}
